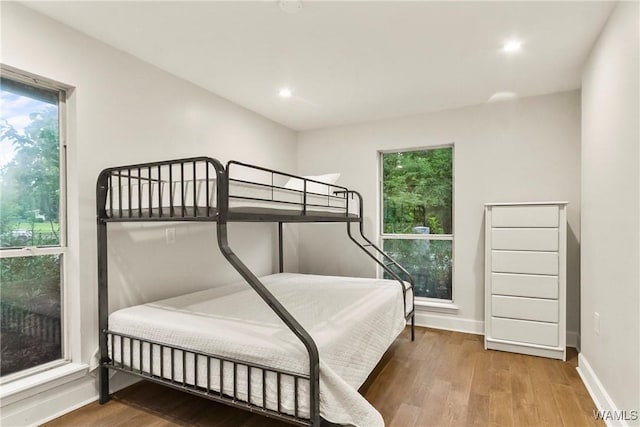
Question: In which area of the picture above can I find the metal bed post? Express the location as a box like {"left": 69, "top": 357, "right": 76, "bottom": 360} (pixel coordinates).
{"left": 96, "top": 170, "right": 111, "bottom": 403}
{"left": 278, "top": 222, "right": 284, "bottom": 273}
{"left": 216, "top": 165, "right": 321, "bottom": 425}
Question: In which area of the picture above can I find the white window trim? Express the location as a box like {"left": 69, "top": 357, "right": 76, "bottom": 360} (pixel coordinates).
{"left": 414, "top": 299, "right": 459, "bottom": 314}
{"left": 0, "top": 363, "right": 89, "bottom": 407}
{"left": 0, "top": 247, "right": 67, "bottom": 259}
{"left": 0, "top": 65, "right": 72, "bottom": 385}
{"left": 382, "top": 233, "right": 453, "bottom": 240}
{"left": 377, "top": 144, "right": 456, "bottom": 304}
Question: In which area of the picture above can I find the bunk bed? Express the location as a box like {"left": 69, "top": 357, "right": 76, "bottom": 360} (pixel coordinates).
{"left": 96, "top": 156, "right": 416, "bottom": 427}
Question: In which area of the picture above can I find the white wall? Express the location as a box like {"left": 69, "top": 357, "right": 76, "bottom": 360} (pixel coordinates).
{"left": 297, "top": 91, "right": 581, "bottom": 337}
{"left": 0, "top": 3, "right": 297, "bottom": 425}
{"left": 580, "top": 1, "right": 640, "bottom": 420}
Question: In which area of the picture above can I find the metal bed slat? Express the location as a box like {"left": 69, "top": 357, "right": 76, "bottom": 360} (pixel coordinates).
{"left": 219, "top": 360, "right": 224, "bottom": 397}
{"left": 160, "top": 346, "right": 164, "bottom": 378}
{"left": 277, "top": 372, "right": 281, "bottom": 413}
{"left": 169, "top": 165, "right": 174, "bottom": 217}
{"left": 148, "top": 166, "right": 152, "bottom": 218}
{"left": 247, "top": 366, "right": 251, "bottom": 405}
{"left": 182, "top": 350, "right": 186, "bottom": 385}
{"left": 233, "top": 362, "right": 237, "bottom": 401}
{"left": 205, "top": 163, "right": 210, "bottom": 215}
{"left": 194, "top": 353, "right": 198, "bottom": 388}
{"left": 294, "top": 376, "right": 299, "bottom": 418}
{"left": 127, "top": 169, "right": 132, "bottom": 218}
{"left": 129, "top": 337, "right": 133, "bottom": 371}
{"left": 206, "top": 356, "right": 211, "bottom": 393}
{"left": 180, "top": 162, "right": 185, "bottom": 217}
{"left": 193, "top": 161, "right": 197, "bottom": 217}
{"left": 158, "top": 165, "right": 163, "bottom": 218}
{"left": 262, "top": 369, "right": 266, "bottom": 409}
{"left": 171, "top": 348, "right": 175, "bottom": 382}
{"left": 137, "top": 167, "right": 142, "bottom": 218}
{"left": 118, "top": 174, "right": 122, "bottom": 218}
{"left": 109, "top": 175, "right": 113, "bottom": 218}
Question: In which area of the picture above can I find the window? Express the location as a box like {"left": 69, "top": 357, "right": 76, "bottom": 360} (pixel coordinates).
{"left": 380, "top": 147, "right": 453, "bottom": 300}
{"left": 0, "top": 73, "right": 67, "bottom": 380}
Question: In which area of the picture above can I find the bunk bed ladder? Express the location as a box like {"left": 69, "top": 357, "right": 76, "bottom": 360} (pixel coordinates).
{"left": 339, "top": 190, "right": 416, "bottom": 342}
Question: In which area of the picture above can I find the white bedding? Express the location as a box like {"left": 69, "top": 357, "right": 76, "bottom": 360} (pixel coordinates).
{"left": 106, "top": 178, "right": 355, "bottom": 215}
{"left": 109, "top": 273, "right": 411, "bottom": 426}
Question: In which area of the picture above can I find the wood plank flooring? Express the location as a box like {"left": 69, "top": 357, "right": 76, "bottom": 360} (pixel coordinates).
{"left": 44, "top": 327, "right": 603, "bottom": 427}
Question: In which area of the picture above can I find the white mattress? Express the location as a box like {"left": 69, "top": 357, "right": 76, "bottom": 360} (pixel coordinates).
{"left": 106, "top": 179, "right": 355, "bottom": 215}
{"left": 109, "top": 273, "right": 411, "bottom": 427}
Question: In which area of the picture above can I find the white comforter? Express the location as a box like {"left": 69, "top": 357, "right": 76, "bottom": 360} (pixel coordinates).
{"left": 109, "top": 273, "right": 409, "bottom": 426}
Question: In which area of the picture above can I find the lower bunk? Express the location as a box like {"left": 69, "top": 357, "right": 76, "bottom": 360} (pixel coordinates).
{"left": 104, "top": 273, "right": 414, "bottom": 427}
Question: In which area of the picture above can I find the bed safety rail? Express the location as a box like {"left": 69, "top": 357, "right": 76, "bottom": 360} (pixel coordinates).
{"left": 227, "top": 161, "right": 358, "bottom": 219}
{"left": 104, "top": 331, "right": 311, "bottom": 426}
{"left": 96, "top": 157, "right": 224, "bottom": 221}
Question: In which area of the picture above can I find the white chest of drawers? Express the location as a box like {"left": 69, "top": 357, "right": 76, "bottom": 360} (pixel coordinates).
{"left": 484, "top": 202, "right": 567, "bottom": 360}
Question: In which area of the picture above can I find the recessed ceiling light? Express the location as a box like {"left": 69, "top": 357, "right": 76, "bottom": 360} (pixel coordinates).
{"left": 503, "top": 40, "right": 522, "bottom": 53}
{"left": 279, "top": 0, "right": 303, "bottom": 14}
{"left": 279, "top": 88, "right": 292, "bottom": 98}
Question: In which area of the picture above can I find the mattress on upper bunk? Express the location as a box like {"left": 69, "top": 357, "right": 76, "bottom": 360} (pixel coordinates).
{"left": 104, "top": 205, "right": 359, "bottom": 221}
{"left": 105, "top": 177, "right": 358, "bottom": 219}
{"left": 108, "top": 273, "right": 412, "bottom": 427}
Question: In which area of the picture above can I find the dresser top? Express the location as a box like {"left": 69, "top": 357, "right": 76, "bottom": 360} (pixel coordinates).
{"left": 484, "top": 201, "right": 569, "bottom": 206}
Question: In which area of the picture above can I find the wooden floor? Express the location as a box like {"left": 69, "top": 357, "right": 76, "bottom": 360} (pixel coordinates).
{"left": 45, "top": 327, "right": 603, "bottom": 427}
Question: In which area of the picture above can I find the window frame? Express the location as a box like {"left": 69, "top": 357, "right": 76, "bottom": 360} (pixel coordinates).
{"left": 378, "top": 144, "right": 455, "bottom": 303}
{"left": 0, "top": 67, "right": 69, "bottom": 384}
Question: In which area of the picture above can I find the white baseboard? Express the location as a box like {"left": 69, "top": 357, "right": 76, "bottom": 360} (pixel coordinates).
{"left": 1, "top": 371, "right": 141, "bottom": 426}
{"left": 1, "top": 375, "right": 96, "bottom": 427}
{"left": 414, "top": 311, "right": 484, "bottom": 335}
{"left": 414, "top": 312, "right": 580, "bottom": 350}
{"left": 577, "top": 353, "right": 631, "bottom": 427}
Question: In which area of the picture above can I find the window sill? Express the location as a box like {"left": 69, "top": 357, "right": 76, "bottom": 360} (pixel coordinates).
{"left": 0, "top": 362, "right": 89, "bottom": 407}
{"left": 414, "top": 299, "right": 459, "bottom": 314}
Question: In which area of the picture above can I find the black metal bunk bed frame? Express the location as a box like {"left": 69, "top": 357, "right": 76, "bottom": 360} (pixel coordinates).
{"left": 96, "top": 156, "right": 416, "bottom": 426}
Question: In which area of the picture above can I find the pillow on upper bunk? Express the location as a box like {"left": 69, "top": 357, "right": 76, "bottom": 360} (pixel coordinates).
{"left": 283, "top": 173, "right": 341, "bottom": 195}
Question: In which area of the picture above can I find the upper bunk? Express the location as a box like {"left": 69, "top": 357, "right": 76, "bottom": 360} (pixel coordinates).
{"left": 96, "top": 157, "right": 362, "bottom": 223}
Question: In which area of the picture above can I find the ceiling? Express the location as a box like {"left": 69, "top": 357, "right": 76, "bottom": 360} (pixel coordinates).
{"left": 23, "top": 1, "right": 614, "bottom": 131}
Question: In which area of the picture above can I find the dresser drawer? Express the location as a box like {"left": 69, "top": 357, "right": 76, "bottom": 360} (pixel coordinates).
{"left": 492, "top": 295, "right": 558, "bottom": 322}
{"left": 491, "top": 273, "right": 558, "bottom": 299}
{"left": 492, "top": 251, "right": 558, "bottom": 275}
{"left": 491, "top": 228, "right": 559, "bottom": 251}
{"left": 491, "top": 317, "right": 558, "bottom": 347}
{"left": 491, "top": 205, "right": 559, "bottom": 228}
